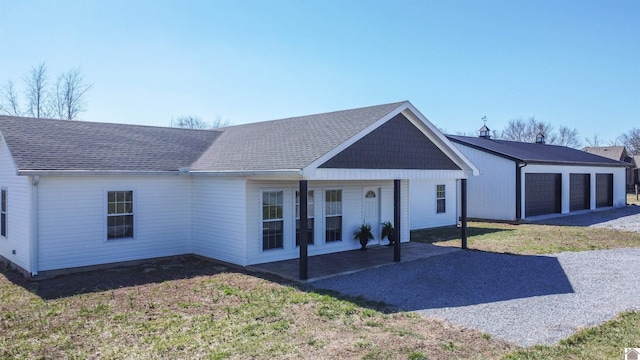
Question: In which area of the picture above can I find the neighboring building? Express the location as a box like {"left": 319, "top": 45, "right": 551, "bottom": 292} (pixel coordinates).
{"left": 447, "top": 129, "right": 628, "bottom": 222}
{"left": 582, "top": 146, "right": 637, "bottom": 190}
{"left": 0, "top": 101, "right": 477, "bottom": 277}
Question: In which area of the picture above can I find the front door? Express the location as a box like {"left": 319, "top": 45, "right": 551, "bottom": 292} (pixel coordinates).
{"left": 363, "top": 188, "right": 381, "bottom": 244}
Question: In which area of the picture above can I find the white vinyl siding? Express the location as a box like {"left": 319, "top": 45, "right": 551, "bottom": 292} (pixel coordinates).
{"left": 452, "top": 143, "right": 517, "bottom": 221}
{"left": 409, "top": 179, "right": 458, "bottom": 230}
{"left": 36, "top": 176, "right": 191, "bottom": 272}
{"left": 191, "top": 177, "right": 247, "bottom": 266}
{"left": 0, "top": 139, "right": 32, "bottom": 273}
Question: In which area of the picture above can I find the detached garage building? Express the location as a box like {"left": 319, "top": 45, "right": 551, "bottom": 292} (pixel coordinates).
{"left": 447, "top": 130, "right": 628, "bottom": 221}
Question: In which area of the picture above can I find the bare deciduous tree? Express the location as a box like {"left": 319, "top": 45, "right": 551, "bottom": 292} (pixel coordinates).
{"left": 52, "top": 67, "right": 93, "bottom": 120}
{"left": 171, "top": 115, "right": 230, "bottom": 129}
{"left": 500, "top": 117, "right": 553, "bottom": 143}
{"left": 211, "top": 115, "right": 230, "bottom": 128}
{"left": 0, "top": 80, "right": 21, "bottom": 116}
{"left": 584, "top": 133, "right": 602, "bottom": 147}
{"left": 619, "top": 128, "right": 640, "bottom": 155}
{"left": 24, "top": 62, "right": 48, "bottom": 118}
{"left": 499, "top": 117, "right": 580, "bottom": 147}
{"left": 171, "top": 115, "right": 211, "bottom": 129}
{"left": 555, "top": 126, "right": 581, "bottom": 148}
{"left": 0, "top": 62, "right": 92, "bottom": 120}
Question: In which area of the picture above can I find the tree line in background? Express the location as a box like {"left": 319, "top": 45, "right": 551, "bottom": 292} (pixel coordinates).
{"left": 463, "top": 116, "right": 640, "bottom": 155}
{"left": 0, "top": 62, "right": 92, "bottom": 120}
{"left": 2, "top": 65, "right": 636, "bottom": 151}
{"left": 170, "top": 115, "right": 230, "bottom": 129}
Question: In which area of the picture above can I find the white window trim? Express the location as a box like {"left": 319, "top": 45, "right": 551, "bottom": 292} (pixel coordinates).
{"left": 1, "top": 187, "right": 7, "bottom": 238}
{"left": 105, "top": 189, "right": 136, "bottom": 241}
{"left": 260, "top": 189, "right": 286, "bottom": 252}
{"left": 324, "top": 188, "right": 343, "bottom": 244}
{"left": 436, "top": 184, "right": 446, "bottom": 214}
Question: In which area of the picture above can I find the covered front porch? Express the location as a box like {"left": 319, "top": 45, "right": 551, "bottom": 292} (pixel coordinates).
{"left": 248, "top": 242, "right": 460, "bottom": 282}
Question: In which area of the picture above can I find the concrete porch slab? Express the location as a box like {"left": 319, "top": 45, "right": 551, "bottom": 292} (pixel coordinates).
{"left": 247, "top": 242, "right": 460, "bottom": 282}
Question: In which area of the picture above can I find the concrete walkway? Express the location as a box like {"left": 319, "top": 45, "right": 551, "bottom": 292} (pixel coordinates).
{"left": 248, "top": 242, "right": 459, "bottom": 282}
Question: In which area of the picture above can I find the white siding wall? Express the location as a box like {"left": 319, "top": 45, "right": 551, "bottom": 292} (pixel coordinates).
{"left": 191, "top": 177, "right": 247, "bottom": 266}
{"left": 0, "top": 140, "right": 32, "bottom": 272}
{"left": 37, "top": 175, "right": 191, "bottom": 271}
{"left": 409, "top": 179, "right": 458, "bottom": 230}
{"left": 243, "top": 180, "right": 406, "bottom": 266}
{"left": 453, "top": 144, "right": 517, "bottom": 221}
{"left": 521, "top": 164, "right": 626, "bottom": 218}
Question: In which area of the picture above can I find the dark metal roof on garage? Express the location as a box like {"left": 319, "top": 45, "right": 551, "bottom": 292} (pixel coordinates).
{"left": 447, "top": 135, "right": 629, "bottom": 167}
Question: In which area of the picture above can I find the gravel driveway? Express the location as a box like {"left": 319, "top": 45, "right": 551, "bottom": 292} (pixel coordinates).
{"left": 311, "top": 207, "right": 640, "bottom": 347}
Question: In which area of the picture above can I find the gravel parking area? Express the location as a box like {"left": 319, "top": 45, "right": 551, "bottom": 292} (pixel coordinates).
{"left": 312, "top": 248, "right": 640, "bottom": 347}
{"left": 312, "top": 206, "right": 640, "bottom": 347}
{"left": 531, "top": 205, "right": 640, "bottom": 232}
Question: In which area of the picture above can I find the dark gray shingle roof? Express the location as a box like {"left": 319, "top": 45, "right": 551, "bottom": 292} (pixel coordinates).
{"left": 0, "top": 101, "right": 407, "bottom": 173}
{"left": 0, "top": 115, "right": 222, "bottom": 171}
{"left": 448, "top": 135, "right": 628, "bottom": 167}
{"left": 191, "top": 101, "right": 405, "bottom": 171}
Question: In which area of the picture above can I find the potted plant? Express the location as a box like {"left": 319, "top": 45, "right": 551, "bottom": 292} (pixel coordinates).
{"left": 381, "top": 221, "right": 395, "bottom": 246}
{"left": 353, "top": 223, "right": 374, "bottom": 250}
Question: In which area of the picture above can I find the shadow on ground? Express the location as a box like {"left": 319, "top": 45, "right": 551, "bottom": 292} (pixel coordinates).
{"left": 529, "top": 205, "right": 640, "bottom": 227}
{"left": 1, "top": 256, "right": 261, "bottom": 300}
{"left": 3, "top": 248, "right": 573, "bottom": 314}
{"left": 311, "top": 250, "right": 574, "bottom": 311}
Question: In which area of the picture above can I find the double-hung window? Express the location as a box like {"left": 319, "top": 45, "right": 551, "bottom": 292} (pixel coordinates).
{"left": 107, "top": 191, "right": 134, "bottom": 239}
{"left": 325, "top": 189, "right": 342, "bottom": 242}
{"left": 262, "top": 191, "right": 283, "bottom": 250}
{"left": 436, "top": 184, "right": 446, "bottom": 213}
{"left": 296, "top": 190, "right": 314, "bottom": 246}
{"left": 1, "top": 189, "right": 6, "bottom": 237}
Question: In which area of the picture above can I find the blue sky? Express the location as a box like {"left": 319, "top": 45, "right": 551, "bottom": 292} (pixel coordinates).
{"left": 1, "top": 0, "right": 638, "bottom": 143}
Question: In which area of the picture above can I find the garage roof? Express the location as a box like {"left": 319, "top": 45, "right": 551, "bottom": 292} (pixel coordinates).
{"left": 448, "top": 135, "right": 629, "bottom": 167}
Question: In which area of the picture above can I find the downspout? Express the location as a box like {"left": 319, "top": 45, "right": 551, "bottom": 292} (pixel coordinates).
{"left": 30, "top": 175, "right": 39, "bottom": 276}
{"left": 515, "top": 162, "right": 527, "bottom": 220}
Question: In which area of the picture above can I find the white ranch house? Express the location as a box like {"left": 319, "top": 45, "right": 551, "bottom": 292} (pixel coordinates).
{"left": 0, "top": 101, "right": 479, "bottom": 278}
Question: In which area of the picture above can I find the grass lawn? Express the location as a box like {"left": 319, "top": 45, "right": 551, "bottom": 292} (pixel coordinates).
{"left": 411, "top": 221, "right": 640, "bottom": 255}
{"left": 1, "top": 220, "right": 639, "bottom": 359}
{"left": 0, "top": 258, "right": 515, "bottom": 360}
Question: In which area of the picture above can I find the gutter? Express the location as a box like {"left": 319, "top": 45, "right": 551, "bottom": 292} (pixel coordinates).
{"left": 30, "top": 176, "right": 39, "bottom": 276}
{"left": 188, "top": 169, "right": 304, "bottom": 178}
{"left": 17, "top": 170, "right": 183, "bottom": 176}
{"left": 515, "top": 162, "right": 527, "bottom": 220}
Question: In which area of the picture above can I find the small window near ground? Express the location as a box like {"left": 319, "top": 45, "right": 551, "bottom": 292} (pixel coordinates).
{"left": 325, "top": 189, "right": 342, "bottom": 242}
{"left": 296, "top": 190, "right": 314, "bottom": 246}
{"left": 436, "top": 184, "right": 446, "bottom": 213}
{"left": 1, "top": 189, "right": 6, "bottom": 237}
{"left": 107, "top": 191, "right": 134, "bottom": 239}
{"left": 263, "top": 191, "right": 284, "bottom": 250}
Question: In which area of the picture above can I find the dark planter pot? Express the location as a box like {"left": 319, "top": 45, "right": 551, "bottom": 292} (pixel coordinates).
{"left": 358, "top": 236, "right": 369, "bottom": 250}
{"left": 387, "top": 231, "right": 396, "bottom": 246}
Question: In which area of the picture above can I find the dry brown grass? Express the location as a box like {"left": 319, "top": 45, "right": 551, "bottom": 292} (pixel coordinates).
{"left": 0, "top": 258, "right": 517, "bottom": 360}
